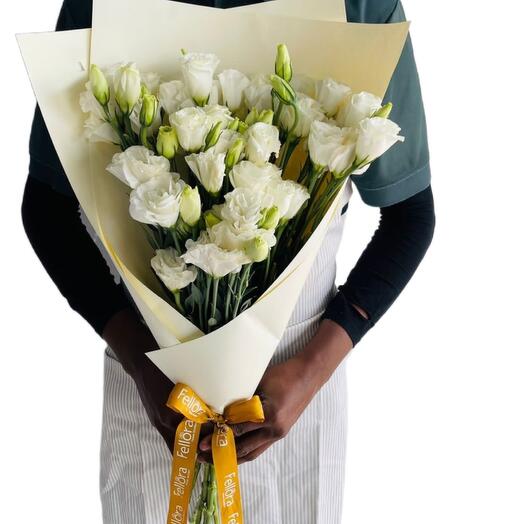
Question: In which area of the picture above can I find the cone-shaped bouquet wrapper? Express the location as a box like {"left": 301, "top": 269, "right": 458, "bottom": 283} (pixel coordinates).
{"left": 18, "top": 0, "right": 409, "bottom": 413}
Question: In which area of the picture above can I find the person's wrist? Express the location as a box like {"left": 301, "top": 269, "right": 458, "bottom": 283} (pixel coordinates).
{"left": 102, "top": 308, "right": 158, "bottom": 376}
{"left": 294, "top": 319, "right": 353, "bottom": 395}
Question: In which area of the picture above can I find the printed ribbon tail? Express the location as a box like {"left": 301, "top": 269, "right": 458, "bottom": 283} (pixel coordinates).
{"left": 165, "top": 383, "right": 265, "bottom": 524}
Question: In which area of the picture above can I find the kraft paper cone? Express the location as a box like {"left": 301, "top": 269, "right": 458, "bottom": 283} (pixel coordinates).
{"left": 18, "top": 1, "right": 408, "bottom": 411}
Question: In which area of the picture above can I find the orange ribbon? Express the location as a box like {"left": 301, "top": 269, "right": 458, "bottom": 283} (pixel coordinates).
{"left": 165, "top": 383, "right": 265, "bottom": 524}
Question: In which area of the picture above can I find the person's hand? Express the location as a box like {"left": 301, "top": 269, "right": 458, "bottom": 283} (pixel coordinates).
{"left": 198, "top": 319, "right": 353, "bottom": 464}
{"left": 102, "top": 308, "right": 183, "bottom": 450}
{"left": 197, "top": 355, "right": 315, "bottom": 464}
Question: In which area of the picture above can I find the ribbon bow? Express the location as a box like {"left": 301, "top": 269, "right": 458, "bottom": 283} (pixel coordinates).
{"left": 165, "top": 383, "right": 265, "bottom": 524}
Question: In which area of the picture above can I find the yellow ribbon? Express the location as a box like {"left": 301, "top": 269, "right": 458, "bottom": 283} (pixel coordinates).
{"left": 165, "top": 383, "right": 265, "bottom": 524}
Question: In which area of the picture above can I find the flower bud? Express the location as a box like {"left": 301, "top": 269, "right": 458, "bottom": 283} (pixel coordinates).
{"left": 204, "top": 210, "right": 221, "bottom": 229}
{"left": 245, "top": 108, "right": 260, "bottom": 127}
{"left": 204, "top": 122, "right": 224, "bottom": 150}
{"left": 258, "top": 109, "right": 274, "bottom": 125}
{"left": 373, "top": 102, "right": 393, "bottom": 119}
{"left": 244, "top": 236, "right": 270, "bottom": 263}
{"left": 258, "top": 206, "right": 280, "bottom": 230}
{"left": 225, "top": 138, "right": 245, "bottom": 171}
{"left": 180, "top": 186, "right": 201, "bottom": 227}
{"left": 237, "top": 121, "right": 249, "bottom": 134}
{"left": 115, "top": 63, "right": 141, "bottom": 115}
{"left": 90, "top": 65, "right": 110, "bottom": 107}
{"left": 156, "top": 126, "right": 179, "bottom": 160}
{"left": 270, "top": 74, "right": 296, "bottom": 104}
{"left": 140, "top": 93, "right": 158, "bottom": 127}
{"left": 275, "top": 44, "right": 293, "bottom": 82}
{"left": 228, "top": 118, "right": 240, "bottom": 132}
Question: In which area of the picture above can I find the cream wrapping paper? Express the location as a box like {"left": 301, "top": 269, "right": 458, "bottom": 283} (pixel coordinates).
{"left": 18, "top": 0, "right": 409, "bottom": 412}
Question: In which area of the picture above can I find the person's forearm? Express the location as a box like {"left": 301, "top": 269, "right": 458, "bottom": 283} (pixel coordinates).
{"left": 22, "top": 175, "right": 131, "bottom": 335}
{"left": 324, "top": 185, "right": 436, "bottom": 346}
{"left": 293, "top": 319, "right": 353, "bottom": 395}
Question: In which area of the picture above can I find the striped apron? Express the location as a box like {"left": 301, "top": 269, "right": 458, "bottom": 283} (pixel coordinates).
{"left": 99, "top": 185, "right": 353, "bottom": 523}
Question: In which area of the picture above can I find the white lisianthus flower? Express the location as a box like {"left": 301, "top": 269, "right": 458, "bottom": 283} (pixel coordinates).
{"left": 218, "top": 188, "right": 266, "bottom": 232}
{"left": 159, "top": 80, "right": 193, "bottom": 114}
{"left": 208, "top": 80, "right": 222, "bottom": 106}
{"left": 151, "top": 248, "right": 197, "bottom": 292}
{"left": 355, "top": 117, "right": 404, "bottom": 164}
{"left": 264, "top": 179, "right": 310, "bottom": 221}
{"left": 114, "top": 63, "right": 142, "bottom": 114}
{"left": 244, "top": 74, "right": 273, "bottom": 112}
{"left": 80, "top": 86, "right": 119, "bottom": 144}
{"left": 308, "top": 120, "right": 346, "bottom": 169}
{"left": 180, "top": 52, "right": 220, "bottom": 106}
{"left": 211, "top": 129, "right": 242, "bottom": 155}
{"left": 336, "top": 91, "right": 382, "bottom": 128}
{"left": 170, "top": 107, "right": 211, "bottom": 152}
{"left": 83, "top": 113, "right": 119, "bottom": 144}
{"left": 183, "top": 238, "right": 248, "bottom": 278}
{"left": 327, "top": 127, "right": 359, "bottom": 176}
{"left": 107, "top": 146, "right": 171, "bottom": 188}
{"left": 129, "top": 173, "right": 184, "bottom": 228}
{"left": 208, "top": 221, "right": 276, "bottom": 252}
{"left": 315, "top": 78, "right": 352, "bottom": 117}
{"left": 281, "top": 93, "right": 325, "bottom": 138}
{"left": 245, "top": 123, "right": 281, "bottom": 165}
{"left": 229, "top": 161, "right": 282, "bottom": 191}
{"left": 142, "top": 72, "right": 161, "bottom": 94}
{"left": 218, "top": 69, "right": 250, "bottom": 112}
{"left": 185, "top": 149, "right": 226, "bottom": 195}
{"left": 203, "top": 104, "right": 234, "bottom": 128}
{"left": 291, "top": 74, "right": 317, "bottom": 98}
{"left": 80, "top": 88, "right": 106, "bottom": 119}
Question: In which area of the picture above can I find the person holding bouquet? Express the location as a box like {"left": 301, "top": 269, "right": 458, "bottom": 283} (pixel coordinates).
{"left": 21, "top": 0, "right": 435, "bottom": 522}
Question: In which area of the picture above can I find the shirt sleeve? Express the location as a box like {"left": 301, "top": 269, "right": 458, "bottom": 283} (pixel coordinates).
{"left": 347, "top": 1, "right": 432, "bottom": 207}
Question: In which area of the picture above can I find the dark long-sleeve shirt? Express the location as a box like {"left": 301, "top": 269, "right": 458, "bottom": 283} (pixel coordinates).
{"left": 22, "top": 0, "right": 435, "bottom": 345}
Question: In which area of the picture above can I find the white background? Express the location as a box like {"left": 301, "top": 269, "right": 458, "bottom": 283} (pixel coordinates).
{"left": 1, "top": 1, "right": 523, "bottom": 522}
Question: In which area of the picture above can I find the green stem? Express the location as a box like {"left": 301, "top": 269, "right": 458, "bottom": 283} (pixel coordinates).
{"left": 139, "top": 125, "right": 151, "bottom": 149}
{"left": 203, "top": 275, "right": 212, "bottom": 331}
{"left": 232, "top": 264, "right": 252, "bottom": 319}
{"left": 123, "top": 113, "right": 137, "bottom": 145}
{"left": 104, "top": 105, "right": 129, "bottom": 150}
{"left": 267, "top": 222, "right": 287, "bottom": 284}
{"left": 210, "top": 278, "right": 219, "bottom": 325}
{"left": 173, "top": 291, "right": 185, "bottom": 315}
{"left": 273, "top": 96, "right": 283, "bottom": 127}
{"left": 279, "top": 137, "right": 299, "bottom": 173}
{"left": 305, "top": 178, "right": 345, "bottom": 239}
{"left": 298, "top": 158, "right": 312, "bottom": 185}
{"left": 205, "top": 466, "right": 217, "bottom": 524}
{"left": 224, "top": 273, "right": 234, "bottom": 323}
{"left": 190, "top": 464, "right": 210, "bottom": 524}
{"left": 170, "top": 228, "right": 182, "bottom": 255}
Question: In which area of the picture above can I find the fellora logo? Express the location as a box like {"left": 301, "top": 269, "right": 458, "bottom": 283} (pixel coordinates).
{"left": 175, "top": 419, "right": 198, "bottom": 463}
{"left": 226, "top": 512, "right": 241, "bottom": 524}
{"left": 177, "top": 387, "right": 206, "bottom": 418}
{"left": 168, "top": 504, "right": 184, "bottom": 524}
{"left": 222, "top": 472, "right": 238, "bottom": 509}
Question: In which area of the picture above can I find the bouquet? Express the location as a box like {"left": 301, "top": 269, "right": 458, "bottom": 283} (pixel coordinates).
{"left": 83, "top": 44, "right": 403, "bottom": 523}
{"left": 18, "top": 1, "right": 409, "bottom": 522}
